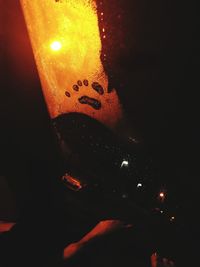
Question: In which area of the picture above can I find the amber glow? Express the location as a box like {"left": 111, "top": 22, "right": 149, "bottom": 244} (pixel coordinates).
{"left": 0, "top": 221, "right": 16, "bottom": 233}
{"left": 62, "top": 173, "right": 83, "bottom": 191}
{"left": 20, "top": 0, "right": 122, "bottom": 128}
{"left": 64, "top": 220, "right": 131, "bottom": 259}
{"left": 151, "top": 253, "right": 157, "bottom": 267}
{"left": 50, "top": 41, "right": 62, "bottom": 51}
{"left": 158, "top": 191, "right": 166, "bottom": 203}
{"left": 159, "top": 192, "right": 164, "bottom": 198}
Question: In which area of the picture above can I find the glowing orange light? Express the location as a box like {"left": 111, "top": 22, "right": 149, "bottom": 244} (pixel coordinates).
{"left": 62, "top": 173, "right": 83, "bottom": 191}
{"left": 50, "top": 41, "right": 62, "bottom": 51}
{"left": 20, "top": 0, "right": 122, "bottom": 128}
{"left": 159, "top": 192, "right": 164, "bottom": 198}
{"left": 0, "top": 221, "right": 16, "bottom": 233}
{"left": 158, "top": 191, "right": 166, "bottom": 202}
{"left": 64, "top": 220, "right": 129, "bottom": 259}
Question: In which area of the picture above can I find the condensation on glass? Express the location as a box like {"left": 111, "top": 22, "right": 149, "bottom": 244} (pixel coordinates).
{"left": 20, "top": 0, "right": 122, "bottom": 129}
{"left": 20, "top": 0, "right": 176, "bottom": 224}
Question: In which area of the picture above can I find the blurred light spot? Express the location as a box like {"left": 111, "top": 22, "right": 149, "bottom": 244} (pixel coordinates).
{"left": 170, "top": 216, "right": 175, "bottom": 221}
{"left": 0, "top": 222, "right": 16, "bottom": 233}
{"left": 159, "top": 192, "right": 164, "bottom": 198}
{"left": 50, "top": 41, "right": 62, "bottom": 51}
{"left": 128, "top": 137, "right": 138, "bottom": 143}
{"left": 62, "top": 173, "right": 83, "bottom": 191}
{"left": 121, "top": 160, "right": 129, "bottom": 168}
{"left": 137, "top": 183, "right": 142, "bottom": 188}
{"left": 158, "top": 190, "right": 166, "bottom": 202}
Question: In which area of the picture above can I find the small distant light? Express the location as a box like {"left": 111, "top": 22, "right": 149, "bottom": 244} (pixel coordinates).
{"left": 158, "top": 190, "right": 166, "bottom": 202}
{"left": 170, "top": 216, "right": 175, "bottom": 221}
{"left": 137, "top": 183, "right": 142, "bottom": 188}
{"left": 128, "top": 137, "right": 138, "bottom": 143}
{"left": 121, "top": 160, "right": 129, "bottom": 168}
{"left": 159, "top": 192, "right": 165, "bottom": 198}
{"left": 160, "top": 210, "right": 164, "bottom": 213}
{"left": 50, "top": 41, "right": 62, "bottom": 51}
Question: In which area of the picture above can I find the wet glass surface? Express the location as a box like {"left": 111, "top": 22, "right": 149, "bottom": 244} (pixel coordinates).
{"left": 20, "top": 0, "right": 180, "bottom": 225}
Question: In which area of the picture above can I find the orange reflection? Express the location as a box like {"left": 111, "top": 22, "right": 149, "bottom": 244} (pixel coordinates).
{"left": 62, "top": 173, "right": 83, "bottom": 191}
{"left": 64, "top": 220, "right": 130, "bottom": 259}
{"left": 20, "top": 0, "right": 122, "bottom": 128}
{"left": 0, "top": 221, "right": 16, "bottom": 233}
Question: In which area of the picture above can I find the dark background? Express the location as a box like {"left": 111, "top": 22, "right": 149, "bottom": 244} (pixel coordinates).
{"left": 0, "top": 0, "right": 199, "bottom": 259}
{"left": 0, "top": 0, "right": 62, "bottom": 218}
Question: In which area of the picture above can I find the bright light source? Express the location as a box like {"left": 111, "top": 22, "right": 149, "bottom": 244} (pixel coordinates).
{"left": 160, "top": 210, "right": 164, "bottom": 213}
{"left": 159, "top": 192, "right": 164, "bottom": 198}
{"left": 50, "top": 41, "right": 62, "bottom": 51}
{"left": 121, "top": 160, "right": 129, "bottom": 168}
{"left": 158, "top": 191, "right": 166, "bottom": 202}
{"left": 20, "top": 0, "right": 122, "bottom": 128}
{"left": 137, "top": 183, "right": 142, "bottom": 188}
